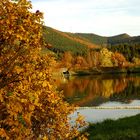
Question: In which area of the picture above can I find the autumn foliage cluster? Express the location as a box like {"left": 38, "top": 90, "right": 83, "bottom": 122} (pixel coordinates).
{"left": 0, "top": 0, "right": 86, "bottom": 139}
{"left": 60, "top": 48, "right": 129, "bottom": 71}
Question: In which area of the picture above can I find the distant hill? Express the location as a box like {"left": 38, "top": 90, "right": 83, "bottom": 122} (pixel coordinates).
{"left": 43, "top": 26, "right": 99, "bottom": 56}
{"left": 107, "top": 33, "right": 130, "bottom": 44}
{"left": 73, "top": 33, "right": 108, "bottom": 46}
{"left": 74, "top": 33, "right": 140, "bottom": 46}
{"left": 107, "top": 33, "right": 140, "bottom": 46}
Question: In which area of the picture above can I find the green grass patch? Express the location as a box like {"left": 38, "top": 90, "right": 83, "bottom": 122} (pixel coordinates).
{"left": 84, "top": 114, "right": 140, "bottom": 140}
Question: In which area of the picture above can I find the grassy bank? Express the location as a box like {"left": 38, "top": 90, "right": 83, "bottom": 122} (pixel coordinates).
{"left": 83, "top": 114, "right": 140, "bottom": 140}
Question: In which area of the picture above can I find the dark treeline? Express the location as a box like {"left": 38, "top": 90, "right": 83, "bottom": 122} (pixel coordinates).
{"left": 108, "top": 43, "right": 140, "bottom": 61}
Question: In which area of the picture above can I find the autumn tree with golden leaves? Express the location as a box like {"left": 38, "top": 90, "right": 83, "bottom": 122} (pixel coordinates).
{"left": 112, "top": 52, "right": 127, "bottom": 67}
{"left": 0, "top": 0, "right": 86, "bottom": 139}
{"left": 99, "top": 48, "right": 114, "bottom": 67}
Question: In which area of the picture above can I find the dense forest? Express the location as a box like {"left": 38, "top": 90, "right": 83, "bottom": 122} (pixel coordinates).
{"left": 108, "top": 43, "right": 140, "bottom": 61}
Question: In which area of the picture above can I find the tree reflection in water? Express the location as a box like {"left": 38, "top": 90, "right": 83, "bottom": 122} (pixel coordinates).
{"left": 56, "top": 74, "right": 140, "bottom": 107}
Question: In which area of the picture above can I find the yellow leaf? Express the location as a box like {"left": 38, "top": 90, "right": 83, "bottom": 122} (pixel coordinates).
{"left": 42, "top": 81, "right": 48, "bottom": 87}
{"left": 43, "top": 136, "right": 48, "bottom": 140}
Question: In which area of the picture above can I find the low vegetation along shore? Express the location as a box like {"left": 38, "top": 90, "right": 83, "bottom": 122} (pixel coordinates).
{"left": 83, "top": 114, "right": 140, "bottom": 140}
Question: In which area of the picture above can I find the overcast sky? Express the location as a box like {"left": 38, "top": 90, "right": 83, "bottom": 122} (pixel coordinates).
{"left": 31, "top": 0, "right": 140, "bottom": 36}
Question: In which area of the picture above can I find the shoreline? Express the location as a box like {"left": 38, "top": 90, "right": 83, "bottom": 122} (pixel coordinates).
{"left": 71, "top": 66, "right": 140, "bottom": 76}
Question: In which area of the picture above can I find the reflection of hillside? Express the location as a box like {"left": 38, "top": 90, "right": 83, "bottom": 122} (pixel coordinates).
{"left": 75, "top": 80, "right": 102, "bottom": 106}
{"left": 113, "top": 78, "right": 127, "bottom": 93}
{"left": 60, "top": 79, "right": 90, "bottom": 98}
{"left": 110, "top": 77, "right": 140, "bottom": 103}
{"left": 56, "top": 75, "right": 140, "bottom": 106}
{"left": 128, "top": 76, "right": 140, "bottom": 87}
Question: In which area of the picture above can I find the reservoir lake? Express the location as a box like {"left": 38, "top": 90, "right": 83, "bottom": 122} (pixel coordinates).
{"left": 56, "top": 74, "right": 140, "bottom": 122}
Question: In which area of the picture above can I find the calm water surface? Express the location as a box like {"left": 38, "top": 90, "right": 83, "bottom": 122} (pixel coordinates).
{"left": 56, "top": 74, "right": 140, "bottom": 122}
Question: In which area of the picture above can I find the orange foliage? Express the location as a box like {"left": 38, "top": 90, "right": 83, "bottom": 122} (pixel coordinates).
{"left": 74, "top": 56, "right": 88, "bottom": 69}
{"left": 0, "top": 0, "right": 86, "bottom": 139}
{"left": 112, "top": 52, "right": 127, "bottom": 67}
{"left": 113, "top": 79, "right": 127, "bottom": 93}
{"left": 61, "top": 51, "right": 74, "bottom": 69}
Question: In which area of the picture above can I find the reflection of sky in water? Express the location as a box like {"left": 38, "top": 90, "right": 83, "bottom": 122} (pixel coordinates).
{"left": 61, "top": 75, "right": 140, "bottom": 122}
{"left": 71, "top": 109, "right": 140, "bottom": 123}
{"left": 70, "top": 100, "right": 140, "bottom": 123}
{"left": 100, "top": 100, "right": 140, "bottom": 107}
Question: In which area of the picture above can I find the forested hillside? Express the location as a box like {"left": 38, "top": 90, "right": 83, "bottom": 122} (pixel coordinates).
{"left": 74, "top": 33, "right": 140, "bottom": 46}
{"left": 43, "top": 26, "right": 99, "bottom": 56}
{"left": 42, "top": 26, "right": 140, "bottom": 63}
{"left": 74, "top": 33, "right": 108, "bottom": 46}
